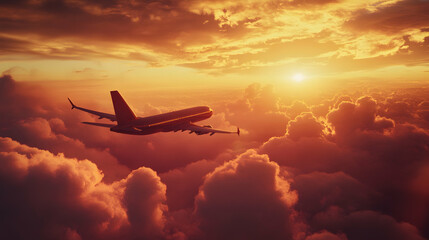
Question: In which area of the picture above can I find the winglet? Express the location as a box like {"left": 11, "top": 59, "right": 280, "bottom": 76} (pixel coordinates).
{"left": 237, "top": 127, "right": 240, "bottom": 136}
{"left": 68, "top": 98, "right": 76, "bottom": 109}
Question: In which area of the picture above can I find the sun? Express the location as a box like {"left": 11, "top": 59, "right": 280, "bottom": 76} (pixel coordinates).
{"left": 293, "top": 73, "right": 305, "bottom": 82}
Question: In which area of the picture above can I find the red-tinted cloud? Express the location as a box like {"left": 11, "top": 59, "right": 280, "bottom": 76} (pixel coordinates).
{"left": 195, "top": 150, "right": 298, "bottom": 240}
{"left": 260, "top": 92, "right": 429, "bottom": 238}
{"left": 260, "top": 136, "right": 360, "bottom": 175}
{"left": 160, "top": 159, "right": 220, "bottom": 211}
{"left": 345, "top": 0, "right": 429, "bottom": 34}
{"left": 0, "top": 74, "right": 240, "bottom": 178}
{"left": 122, "top": 167, "right": 167, "bottom": 239}
{"left": 313, "top": 208, "right": 425, "bottom": 240}
{"left": 293, "top": 172, "right": 373, "bottom": 217}
{"left": 305, "top": 230, "right": 347, "bottom": 240}
{"left": 286, "top": 112, "right": 325, "bottom": 141}
{"left": 0, "top": 137, "right": 168, "bottom": 240}
{"left": 327, "top": 96, "right": 394, "bottom": 138}
{"left": 224, "top": 83, "right": 290, "bottom": 142}
{"left": 0, "top": 0, "right": 427, "bottom": 75}
{"left": 417, "top": 101, "right": 429, "bottom": 122}
{"left": 2, "top": 74, "right": 429, "bottom": 239}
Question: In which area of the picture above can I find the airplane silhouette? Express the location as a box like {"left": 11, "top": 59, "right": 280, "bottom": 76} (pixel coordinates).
{"left": 68, "top": 91, "right": 239, "bottom": 136}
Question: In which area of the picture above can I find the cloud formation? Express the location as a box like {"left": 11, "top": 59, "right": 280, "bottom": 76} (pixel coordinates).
{"left": 0, "top": 0, "right": 427, "bottom": 75}
{"left": 345, "top": 0, "right": 429, "bottom": 34}
{"left": 1, "top": 74, "right": 429, "bottom": 239}
{"left": 0, "top": 137, "right": 167, "bottom": 240}
{"left": 195, "top": 150, "right": 297, "bottom": 240}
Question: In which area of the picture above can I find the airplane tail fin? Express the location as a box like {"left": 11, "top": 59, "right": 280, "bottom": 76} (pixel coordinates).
{"left": 110, "top": 91, "right": 137, "bottom": 125}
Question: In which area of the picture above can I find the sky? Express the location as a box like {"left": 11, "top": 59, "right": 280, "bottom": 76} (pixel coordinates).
{"left": 1, "top": 0, "right": 428, "bottom": 87}
{"left": 1, "top": 0, "right": 429, "bottom": 240}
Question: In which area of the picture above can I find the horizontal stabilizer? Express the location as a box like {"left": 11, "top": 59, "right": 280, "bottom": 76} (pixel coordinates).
{"left": 82, "top": 122, "right": 116, "bottom": 128}
{"left": 68, "top": 98, "right": 76, "bottom": 109}
{"left": 68, "top": 98, "right": 117, "bottom": 121}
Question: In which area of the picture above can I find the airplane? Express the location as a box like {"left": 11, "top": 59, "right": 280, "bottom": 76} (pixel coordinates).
{"left": 68, "top": 90, "right": 239, "bottom": 136}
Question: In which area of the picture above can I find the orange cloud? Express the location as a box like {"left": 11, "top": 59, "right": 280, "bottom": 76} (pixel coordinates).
{"left": 0, "top": 135, "right": 180, "bottom": 239}
{"left": 2, "top": 74, "right": 429, "bottom": 239}
{"left": 286, "top": 112, "right": 325, "bottom": 141}
{"left": 195, "top": 150, "right": 298, "bottom": 240}
{"left": 0, "top": 0, "right": 427, "bottom": 78}
{"left": 327, "top": 96, "right": 395, "bottom": 138}
{"left": 345, "top": 0, "right": 429, "bottom": 34}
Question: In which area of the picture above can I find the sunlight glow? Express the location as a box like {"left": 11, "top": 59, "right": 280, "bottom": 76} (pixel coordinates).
{"left": 293, "top": 73, "right": 305, "bottom": 82}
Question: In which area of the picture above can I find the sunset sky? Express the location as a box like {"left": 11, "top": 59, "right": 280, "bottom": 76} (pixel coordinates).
{"left": 1, "top": 0, "right": 429, "bottom": 240}
{"left": 1, "top": 0, "right": 428, "bottom": 86}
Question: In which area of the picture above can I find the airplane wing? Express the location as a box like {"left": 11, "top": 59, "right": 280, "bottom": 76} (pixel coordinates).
{"left": 68, "top": 98, "right": 117, "bottom": 121}
{"left": 178, "top": 123, "right": 240, "bottom": 136}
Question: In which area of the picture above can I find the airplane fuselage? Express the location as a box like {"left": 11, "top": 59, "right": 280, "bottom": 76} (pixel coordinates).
{"left": 69, "top": 91, "right": 238, "bottom": 136}
{"left": 110, "top": 106, "right": 213, "bottom": 135}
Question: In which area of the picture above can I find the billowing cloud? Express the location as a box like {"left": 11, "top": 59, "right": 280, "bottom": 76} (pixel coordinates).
{"left": 0, "top": 74, "right": 241, "bottom": 179}
{"left": 195, "top": 150, "right": 298, "bottom": 240}
{"left": 260, "top": 136, "right": 359, "bottom": 175}
{"left": 2, "top": 72, "right": 429, "bottom": 239}
{"left": 286, "top": 112, "right": 325, "bottom": 141}
{"left": 160, "top": 159, "right": 220, "bottom": 211}
{"left": 263, "top": 92, "right": 429, "bottom": 239}
{"left": 0, "top": 137, "right": 168, "bottom": 240}
{"left": 122, "top": 167, "right": 167, "bottom": 239}
{"left": 224, "top": 83, "right": 290, "bottom": 142}
{"left": 327, "top": 96, "right": 394, "bottom": 140}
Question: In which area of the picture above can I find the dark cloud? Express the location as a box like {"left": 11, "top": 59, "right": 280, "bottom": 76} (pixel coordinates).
{"left": 0, "top": 36, "right": 34, "bottom": 55}
{"left": 160, "top": 159, "right": 220, "bottom": 211}
{"left": 0, "top": 0, "right": 228, "bottom": 61}
{"left": 345, "top": 0, "right": 429, "bottom": 34}
{"left": 313, "top": 208, "right": 425, "bottom": 240}
{"left": 293, "top": 171, "right": 374, "bottom": 220}
{"left": 288, "top": 0, "right": 341, "bottom": 7}
{"left": 0, "top": 136, "right": 123, "bottom": 239}
{"left": 0, "top": 74, "right": 15, "bottom": 93}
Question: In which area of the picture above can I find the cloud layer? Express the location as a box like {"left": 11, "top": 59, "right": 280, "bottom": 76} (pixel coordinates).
{"left": 0, "top": 0, "right": 428, "bottom": 75}
{"left": 1, "top": 74, "right": 429, "bottom": 239}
